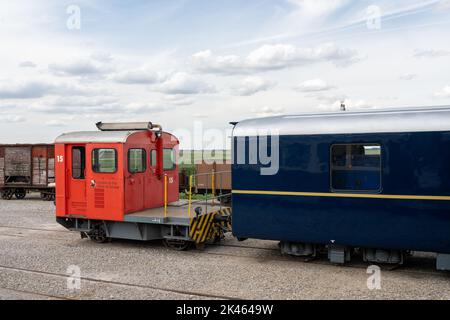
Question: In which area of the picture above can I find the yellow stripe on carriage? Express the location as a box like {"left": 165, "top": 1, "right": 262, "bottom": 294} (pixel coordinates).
{"left": 232, "top": 190, "right": 450, "bottom": 201}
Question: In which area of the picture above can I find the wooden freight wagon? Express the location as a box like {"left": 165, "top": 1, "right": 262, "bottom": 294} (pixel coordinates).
{"left": 195, "top": 162, "right": 231, "bottom": 193}
{"left": 0, "top": 144, "right": 55, "bottom": 200}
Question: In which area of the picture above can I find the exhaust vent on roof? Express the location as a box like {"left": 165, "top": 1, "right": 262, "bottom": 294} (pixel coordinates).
{"left": 96, "top": 122, "right": 153, "bottom": 131}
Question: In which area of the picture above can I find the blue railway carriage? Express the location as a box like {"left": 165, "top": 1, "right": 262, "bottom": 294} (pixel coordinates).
{"left": 231, "top": 107, "right": 450, "bottom": 270}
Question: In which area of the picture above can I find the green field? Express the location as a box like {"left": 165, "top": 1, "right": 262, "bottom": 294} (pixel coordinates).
{"left": 179, "top": 150, "right": 231, "bottom": 173}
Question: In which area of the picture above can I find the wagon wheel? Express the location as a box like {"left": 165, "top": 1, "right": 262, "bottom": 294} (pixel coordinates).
{"left": 14, "top": 189, "right": 26, "bottom": 200}
{"left": 163, "top": 239, "right": 192, "bottom": 251}
{"left": 1, "top": 190, "right": 13, "bottom": 200}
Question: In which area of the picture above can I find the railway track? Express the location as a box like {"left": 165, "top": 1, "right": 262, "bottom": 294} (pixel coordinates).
{"left": 0, "top": 225, "right": 70, "bottom": 233}
{"left": 0, "top": 264, "right": 241, "bottom": 300}
{"left": 0, "top": 285, "right": 73, "bottom": 300}
{"left": 0, "top": 225, "right": 446, "bottom": 278}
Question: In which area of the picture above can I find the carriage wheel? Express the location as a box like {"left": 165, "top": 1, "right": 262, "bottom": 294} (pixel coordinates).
{"left": 1, "top": 190, "right": 13, "bottom": 200}
{"left": 14, "top": 189, "right": 26, "bottom": 200}
{"left": 163, "top": 239, "right": 192, "bottom": 251}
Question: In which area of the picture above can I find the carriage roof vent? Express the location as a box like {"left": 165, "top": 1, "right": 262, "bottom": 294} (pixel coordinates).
{"left": 96, "top": 122, "right": 153, "bottom": 131}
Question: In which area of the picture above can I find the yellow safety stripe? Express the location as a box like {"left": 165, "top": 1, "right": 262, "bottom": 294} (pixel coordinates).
{"left": 197, "top": 214, "right": 211, "bottom": 242}
{"left": 200, "top": 214, "right": 215, "bottom": 243}
{"left": 189, "top": 208, "right": 232, "bottom": 244}
{"left": 232, "top": 190, "right": 450, "bottom": 201}
{"left": 195, "top": 214, "right": 208, "bottom": 240}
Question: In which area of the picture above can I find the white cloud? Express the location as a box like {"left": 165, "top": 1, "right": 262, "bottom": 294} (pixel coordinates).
{"left": 252, "top": 106, "right": 285, "bottom": 117}
{"left": 288, "top": 0, "right": 349, "bottom": 18}
{"left": 0, "top": 115, "right": 26, "bottom": 123}
{"left": 295, "top": 79, "right": 335, "bottom": 92}
{"left": 308, "top": 92, "right": 348, "bottom": 104}
{"left": 400, "top": 73, "right": 418, "bottom": 81}
{"left": 162, "top": 95, "right": 195, "bottom": 106}
{"left": 45, "top": 96, "right": 117, "bottom": 108}
{"left": 49, "top": 59, "right": 113, "bottom": 77}
{"left": 111, "top": 69, "right": 161, "bottom": 84}
{"left": 0, "top": 82, "right": 52, "bottom": 99}
{"left": 0, "top": 81, "right": 93, "bottom": 99}
{"left": 123, "top": 102, "right": 169, "bottom": 113}
{"left": 191, "top": 43, "right": 361, "bottom": 74}
{"left": 154, "top": 72, "right": 216, "bottom": 95}
{"left": 436, "top": 0, "right": 450, "bottom": 10}
{"left": 414, "top": 49, "right": 450, "bottom": 58}
{"left": 29, "top": 96, "right": 124, "bottom": 114}
{"left": 232, "top": 77, "right": 276, "bottom": 96}
{"left": 434, "top": 86, "right": 450, "bottom": 98}
{"left": 45, "top": 119, "right": 68, "bottom": 127}
{"left": 18, "top": 61, "right": 37, "bottom": 68}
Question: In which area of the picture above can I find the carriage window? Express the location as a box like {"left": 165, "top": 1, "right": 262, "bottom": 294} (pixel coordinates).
{"left": 128, "top": 149, "right": 146, "bottom": 173}
{"left": 331, "top": 144, "right": 381, "bottom": 192}
{"left": 163, "top": 148, "right": 176, "bottom": 170}
{"left": 72, "top": 147, "right": 85, "bottom": 179}
{"left": 92, "top": 149, "right": 117, "bottom": 173}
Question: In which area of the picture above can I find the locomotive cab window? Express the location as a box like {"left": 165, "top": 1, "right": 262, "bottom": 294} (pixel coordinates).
{"left": 331, "top": 144, "right": 381, "bottom": 192}
{"left": 150, "top": 149, "right": 156, "bottom": 167}
{"left": 128, "top": 148, "right": 146, "bottom": 173}
{"left": 72, "top": 147, "right": 85, "bottom": 179}
{"left": 150, "top": 149, "right": 176, "bottom": 170}
{"left": 92, "top": 148, "right": 117, "bottom": 173}
{"left": 163, "top": 148, "right": 176, "bottom": 171}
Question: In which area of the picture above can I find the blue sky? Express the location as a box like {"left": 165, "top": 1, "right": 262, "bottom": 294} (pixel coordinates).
{"left": 0, "top": 0, "right": 450, "bottom": 146}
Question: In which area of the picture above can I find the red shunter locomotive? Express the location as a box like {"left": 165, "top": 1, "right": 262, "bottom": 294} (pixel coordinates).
{"left": 55, "top": 122, "right": 231, "bottom": 250}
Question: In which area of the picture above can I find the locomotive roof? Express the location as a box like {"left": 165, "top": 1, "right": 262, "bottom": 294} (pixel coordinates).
{"left": 55, "top": 130, "right": 140, "bottom": 143}
{"left": 233, "top": 106, "right": 450, "bottom": 136}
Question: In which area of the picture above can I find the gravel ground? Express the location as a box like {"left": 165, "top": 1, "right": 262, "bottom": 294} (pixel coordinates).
{"left": 0, "top": 194, "right": 449, "bottom": 300}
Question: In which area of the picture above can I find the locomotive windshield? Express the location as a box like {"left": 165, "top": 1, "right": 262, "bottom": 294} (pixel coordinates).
{"left": 92, "top": 148, "right": 117, "bottom": 173}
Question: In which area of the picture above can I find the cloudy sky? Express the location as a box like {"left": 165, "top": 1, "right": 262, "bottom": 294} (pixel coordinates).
{"left": 0, "top": 0, "right": 450, "bottom": 147}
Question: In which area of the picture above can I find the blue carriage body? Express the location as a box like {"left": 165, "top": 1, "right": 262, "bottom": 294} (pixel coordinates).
{"left": 231, "top": 107, "right": 450, "bottom": 254}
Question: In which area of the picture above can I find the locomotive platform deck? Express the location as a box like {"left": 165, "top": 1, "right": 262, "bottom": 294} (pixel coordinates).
{"left": 124, "top": 200, "right": 223, "bottom": 226}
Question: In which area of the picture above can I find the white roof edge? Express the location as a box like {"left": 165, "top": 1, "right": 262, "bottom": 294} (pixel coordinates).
{"left": 233, "top": 106, "right": 450, "bottom": 136}
{"left": 54, "top": 131, "right": 137, "bottom": 143}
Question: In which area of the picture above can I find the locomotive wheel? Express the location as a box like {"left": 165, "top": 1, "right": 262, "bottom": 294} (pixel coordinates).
{"left": 1, "top": 190, "right": 13, "bottom": 200}
{"left": 163, "top": 239, "right": 192, "bottom": 251}
{"left": 88, "top": 225, "right": 110, "bottom": 243}
{"left": 14, "top": 189, "right": 26, "bottom": 200}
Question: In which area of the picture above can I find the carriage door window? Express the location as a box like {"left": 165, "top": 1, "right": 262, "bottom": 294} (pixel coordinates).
{"left": 331, "top": 144, "right": 381, "bottom": 192}
{"left": 92, "top": 149, "right": 117, "bottom": 173}
{"left": 128, "top": 149, "right": 146, "bottom": 173}
{"left": 72, "top": 147, "right": 85, "bottom": 179}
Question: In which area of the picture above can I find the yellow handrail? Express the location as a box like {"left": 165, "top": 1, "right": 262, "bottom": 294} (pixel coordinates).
{"left": 211, "top": 169, "right": 215, "bottom": 205}
{"left": 164, "top": 174, "right": 168, "bottom": 218}
{"left": 188, "top": 175, "right": 193, "bottom": 219}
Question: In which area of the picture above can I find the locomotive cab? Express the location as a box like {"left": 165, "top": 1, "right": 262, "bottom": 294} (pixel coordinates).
{"left": 55, "top": 122, "right": 179, "bottom": 222}
{"left": 54, "top": 122, "right": 231, "bottom": 248}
